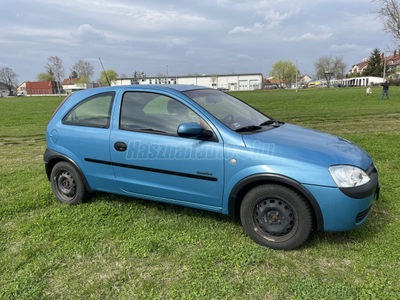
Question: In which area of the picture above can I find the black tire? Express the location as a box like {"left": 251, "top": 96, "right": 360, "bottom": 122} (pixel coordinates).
{"left": 50, "top": 161, "right": 90, "bottom": 205}
{"left": 240, "top": 184, "right": 312, "bottom": 250}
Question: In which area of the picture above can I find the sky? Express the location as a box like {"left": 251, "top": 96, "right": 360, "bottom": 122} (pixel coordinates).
{"left": 0, "top": 0, "right": 395, "bottom": 84}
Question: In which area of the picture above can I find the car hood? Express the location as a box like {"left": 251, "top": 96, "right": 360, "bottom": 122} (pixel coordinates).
{"left": 242, "top": 123, "right": 372, "bottom": 170}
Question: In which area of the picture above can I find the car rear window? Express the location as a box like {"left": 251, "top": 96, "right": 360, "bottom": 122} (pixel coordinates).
{"left": 62, "top": 92, "right": 115, "bottom": 128}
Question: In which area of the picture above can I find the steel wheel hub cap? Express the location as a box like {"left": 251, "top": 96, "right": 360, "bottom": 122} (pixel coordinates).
{"left": 57, "top": 171, "right": 76, "bottom": 198}
{"left": 253, "top": 199, "right": 295, "bottom": 236}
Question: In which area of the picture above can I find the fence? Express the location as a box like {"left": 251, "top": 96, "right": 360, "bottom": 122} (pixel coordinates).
{"left": 25, "top": 89, "right": 66, "bottom": 95}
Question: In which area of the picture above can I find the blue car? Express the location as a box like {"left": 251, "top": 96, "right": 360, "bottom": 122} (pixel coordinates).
{"left": 44, "top": 85, "right": 379, "bottom": 250}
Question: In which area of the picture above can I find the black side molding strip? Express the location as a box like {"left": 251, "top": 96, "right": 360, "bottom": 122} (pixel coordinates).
{"left": 84, "top": 158, "right": 218, "bottom": 182}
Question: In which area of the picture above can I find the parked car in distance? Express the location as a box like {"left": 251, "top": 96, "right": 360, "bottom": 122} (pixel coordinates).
{"left": 44, "top": 85, "right": 379, "bottom": 250}
{"left": 17, "top": 91, "right": 25, "bottom": 96}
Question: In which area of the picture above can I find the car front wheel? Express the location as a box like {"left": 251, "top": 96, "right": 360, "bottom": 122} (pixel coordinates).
{"left": 240, "top": 184, "right": 312, "bottom": 250}
{"left": 50, "top": 161, "right": 90, "bottom": 205}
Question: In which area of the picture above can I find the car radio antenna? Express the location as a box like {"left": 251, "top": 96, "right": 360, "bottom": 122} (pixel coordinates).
{"left": 98, "top": 57, "right": 111, "bottom": 86}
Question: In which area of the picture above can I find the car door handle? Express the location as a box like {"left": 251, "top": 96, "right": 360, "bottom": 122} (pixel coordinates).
{"left": 114, "top": 141, "right": 127, "bottom": 152}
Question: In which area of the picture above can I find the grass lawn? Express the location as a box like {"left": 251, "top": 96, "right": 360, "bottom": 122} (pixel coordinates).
{"left": 1, "top": 87, "right": 399, "bottom": 299}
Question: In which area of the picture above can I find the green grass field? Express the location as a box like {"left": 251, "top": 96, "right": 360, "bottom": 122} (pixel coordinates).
{"left": 1, "top": 87, "right": 399, "bottom": 299}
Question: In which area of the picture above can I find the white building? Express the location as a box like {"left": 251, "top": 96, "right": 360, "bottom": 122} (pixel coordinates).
{"left": 62, "top": 78, "right": 95, "bottom": 93}
{"left": 332, "top": 76, "right": 385, "bottom": 87}
{"left": 112, "top": 73, "right": 263, "bottom": 91}
{"left": 0, "top": 82, "right": 11, "bottom": 96}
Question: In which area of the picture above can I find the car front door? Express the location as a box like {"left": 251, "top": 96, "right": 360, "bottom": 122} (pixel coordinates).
{"left": 109, "top": 90, "right": 224, "bottom": 211}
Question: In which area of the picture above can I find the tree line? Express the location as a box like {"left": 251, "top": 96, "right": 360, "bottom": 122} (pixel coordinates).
{"left": 0, "top": 56, "right": 118, "bottom": 96}
{"left": 36, "top": 56, "right": 118, "bottom": 95}
{"left": 267, "top": 0, "right": 400, "bottom": 88}
{"left": 268, "top": 46, "right": 399, "bottom": 88}
{"left": 3, "top": 0, "right": 400, "bottom": 94}
{"left": 269, "top": 56, "right": 347, "bottom": 89}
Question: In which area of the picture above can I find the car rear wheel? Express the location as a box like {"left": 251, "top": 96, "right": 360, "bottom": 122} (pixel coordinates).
{"left": 50, "top": 161, "right": 90, "bottom": 205}
{"left": 240, "top": 184, "right": 312, "bottom": 250}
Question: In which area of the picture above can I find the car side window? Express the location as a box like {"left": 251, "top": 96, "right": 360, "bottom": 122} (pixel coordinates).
{"left": 120, "top": 92, "right": 201, "bottom": 135}
{"left": 63, "top": 92, "right": 115, "bottom": 128}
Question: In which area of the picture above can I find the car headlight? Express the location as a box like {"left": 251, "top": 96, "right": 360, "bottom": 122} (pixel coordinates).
{"left": 329, "top": 165, "right": 370, "bottom": 188}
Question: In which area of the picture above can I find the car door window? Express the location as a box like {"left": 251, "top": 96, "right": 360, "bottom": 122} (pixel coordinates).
{"left": 120, "top": 92, "right": 201, "bottom": 135}
{"left": 63, "top": 92, "right": 115, "bottom": 128}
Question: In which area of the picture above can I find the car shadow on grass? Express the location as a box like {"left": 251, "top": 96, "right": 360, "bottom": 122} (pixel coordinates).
{"left": 89, "top": 191, "right": 234, "bottom": 223}
{"left": 87, "top": 192, "right": 384, "bottom": 251}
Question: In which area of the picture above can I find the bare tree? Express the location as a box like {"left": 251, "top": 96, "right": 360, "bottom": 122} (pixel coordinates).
{"left": 0, "top": 67, "right": 19, "bottom": 95}
{"left": 314, "top": 56, "right": 346, "bottom": 87}
{"left": 132, "top": 71, "right": 146, "bottom": 78}
{"left": 372, "top": 0, "right": 400, "bottom": 45}
{"left": 71, "top": 60, "right": 94, "bottom": 81}
{"left": 45, "top": 56, "right": 65, "bottom": 96}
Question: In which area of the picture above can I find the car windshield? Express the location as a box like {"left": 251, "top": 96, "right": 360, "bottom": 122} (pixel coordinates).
{"left": 183, "top": 89, "right": 270, "bottom": 131}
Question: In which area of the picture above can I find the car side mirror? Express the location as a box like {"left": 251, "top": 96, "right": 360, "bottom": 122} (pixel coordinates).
{"left": 177, "top": 122, "right": 213, "bottom": 140}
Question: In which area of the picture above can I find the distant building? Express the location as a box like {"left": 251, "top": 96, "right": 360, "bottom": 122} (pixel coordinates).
{"left": 264, "top": 77, "right": 281, "bottom": 88}
{"left": 25, "top": 81, "right": 58, "bottom": 95}
{"left": 313, "top": 76, "right": 384, "bottom": 87}
{"left": 298, "top": 75, "right": 312, "bottom": 86}
{"left": 264, "top": 75, "right": 311, "bottom": 89}
{"left": 0, "top": 82, "right": 12, "bottom": 96}
{"left": 112, "top": 73, "right": 263, "bottom": 91}
{"left": 349, "top": 59, "right": 369, "bottom": 75}
{"left": 382, "top": 50, "right": 400, "bottom": 74}
{"left": 342, "top": 76, "right": 384, "bottom": 87}
{"left": 62, "top": 78, "right": 95, "bottom": 94}
{"left": 350, "top": 49, "right": 400, "bottom": 76}
{"left": 17, "top": 81, "right": 27, "bottom": 94}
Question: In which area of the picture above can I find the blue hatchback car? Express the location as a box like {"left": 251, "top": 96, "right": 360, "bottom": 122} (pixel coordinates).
{"left": 44, "top": 85, "right": 379, "bottom": 250}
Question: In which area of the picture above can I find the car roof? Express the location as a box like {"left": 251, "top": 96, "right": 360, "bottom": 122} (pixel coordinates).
{"left": 69, "top": 84, "right": 211, "bottom": 98}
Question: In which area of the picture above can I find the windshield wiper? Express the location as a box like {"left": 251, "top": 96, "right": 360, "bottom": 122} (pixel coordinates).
{"left": 235, "top": 125, "right": 262, "bottom": 132}
{"left": 259, "top": 119, "right": 284, "bottom": 127}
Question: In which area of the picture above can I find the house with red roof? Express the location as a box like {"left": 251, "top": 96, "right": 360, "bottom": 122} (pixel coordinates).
{"left": 349, "top": 49, "right": 400, "bottom": 76}
{"left": 349, "top": 60, "right": 369, "bottom": 75}
{"left": 382, "top": 50, "right": 400, "bottom": 73}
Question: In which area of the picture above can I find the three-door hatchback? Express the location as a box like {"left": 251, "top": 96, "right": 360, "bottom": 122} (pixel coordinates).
{"left": 44, "top": 85, "right": 380, "bottom": 250}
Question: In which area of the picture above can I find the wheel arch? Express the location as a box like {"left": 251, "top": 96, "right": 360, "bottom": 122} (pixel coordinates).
{"left": 228, "top": 174, "right": 324, "bottom": 231}
{"left": 44, "top": 148, "right": 94, "bottom": 193}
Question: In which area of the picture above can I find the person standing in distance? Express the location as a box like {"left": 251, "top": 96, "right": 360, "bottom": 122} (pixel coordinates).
{"left": 381, "top": 80, "right": 389, "bottom": 100}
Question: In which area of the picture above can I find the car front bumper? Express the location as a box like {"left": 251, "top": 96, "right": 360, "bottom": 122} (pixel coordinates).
{"left": 304, "top": 162, "right": 379, "bottom": 232}
{"left": 304, "top": 181, "right": 378, "bottom": 232}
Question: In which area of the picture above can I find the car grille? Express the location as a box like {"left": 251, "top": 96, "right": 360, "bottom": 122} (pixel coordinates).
{"left": 356, "top": 206, "right": 371, "bottom": 223}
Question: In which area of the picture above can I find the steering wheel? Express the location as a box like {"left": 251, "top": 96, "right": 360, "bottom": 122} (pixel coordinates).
{"left": 222, "top": 114, "right": 234, "bottom": 125}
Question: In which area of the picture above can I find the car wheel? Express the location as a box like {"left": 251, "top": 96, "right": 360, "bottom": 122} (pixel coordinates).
{"left": 240, "top": 184, "right": 312, "bottom": 250}
{"left": 50, "top": 161, "right": 90, "bottom": 204}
